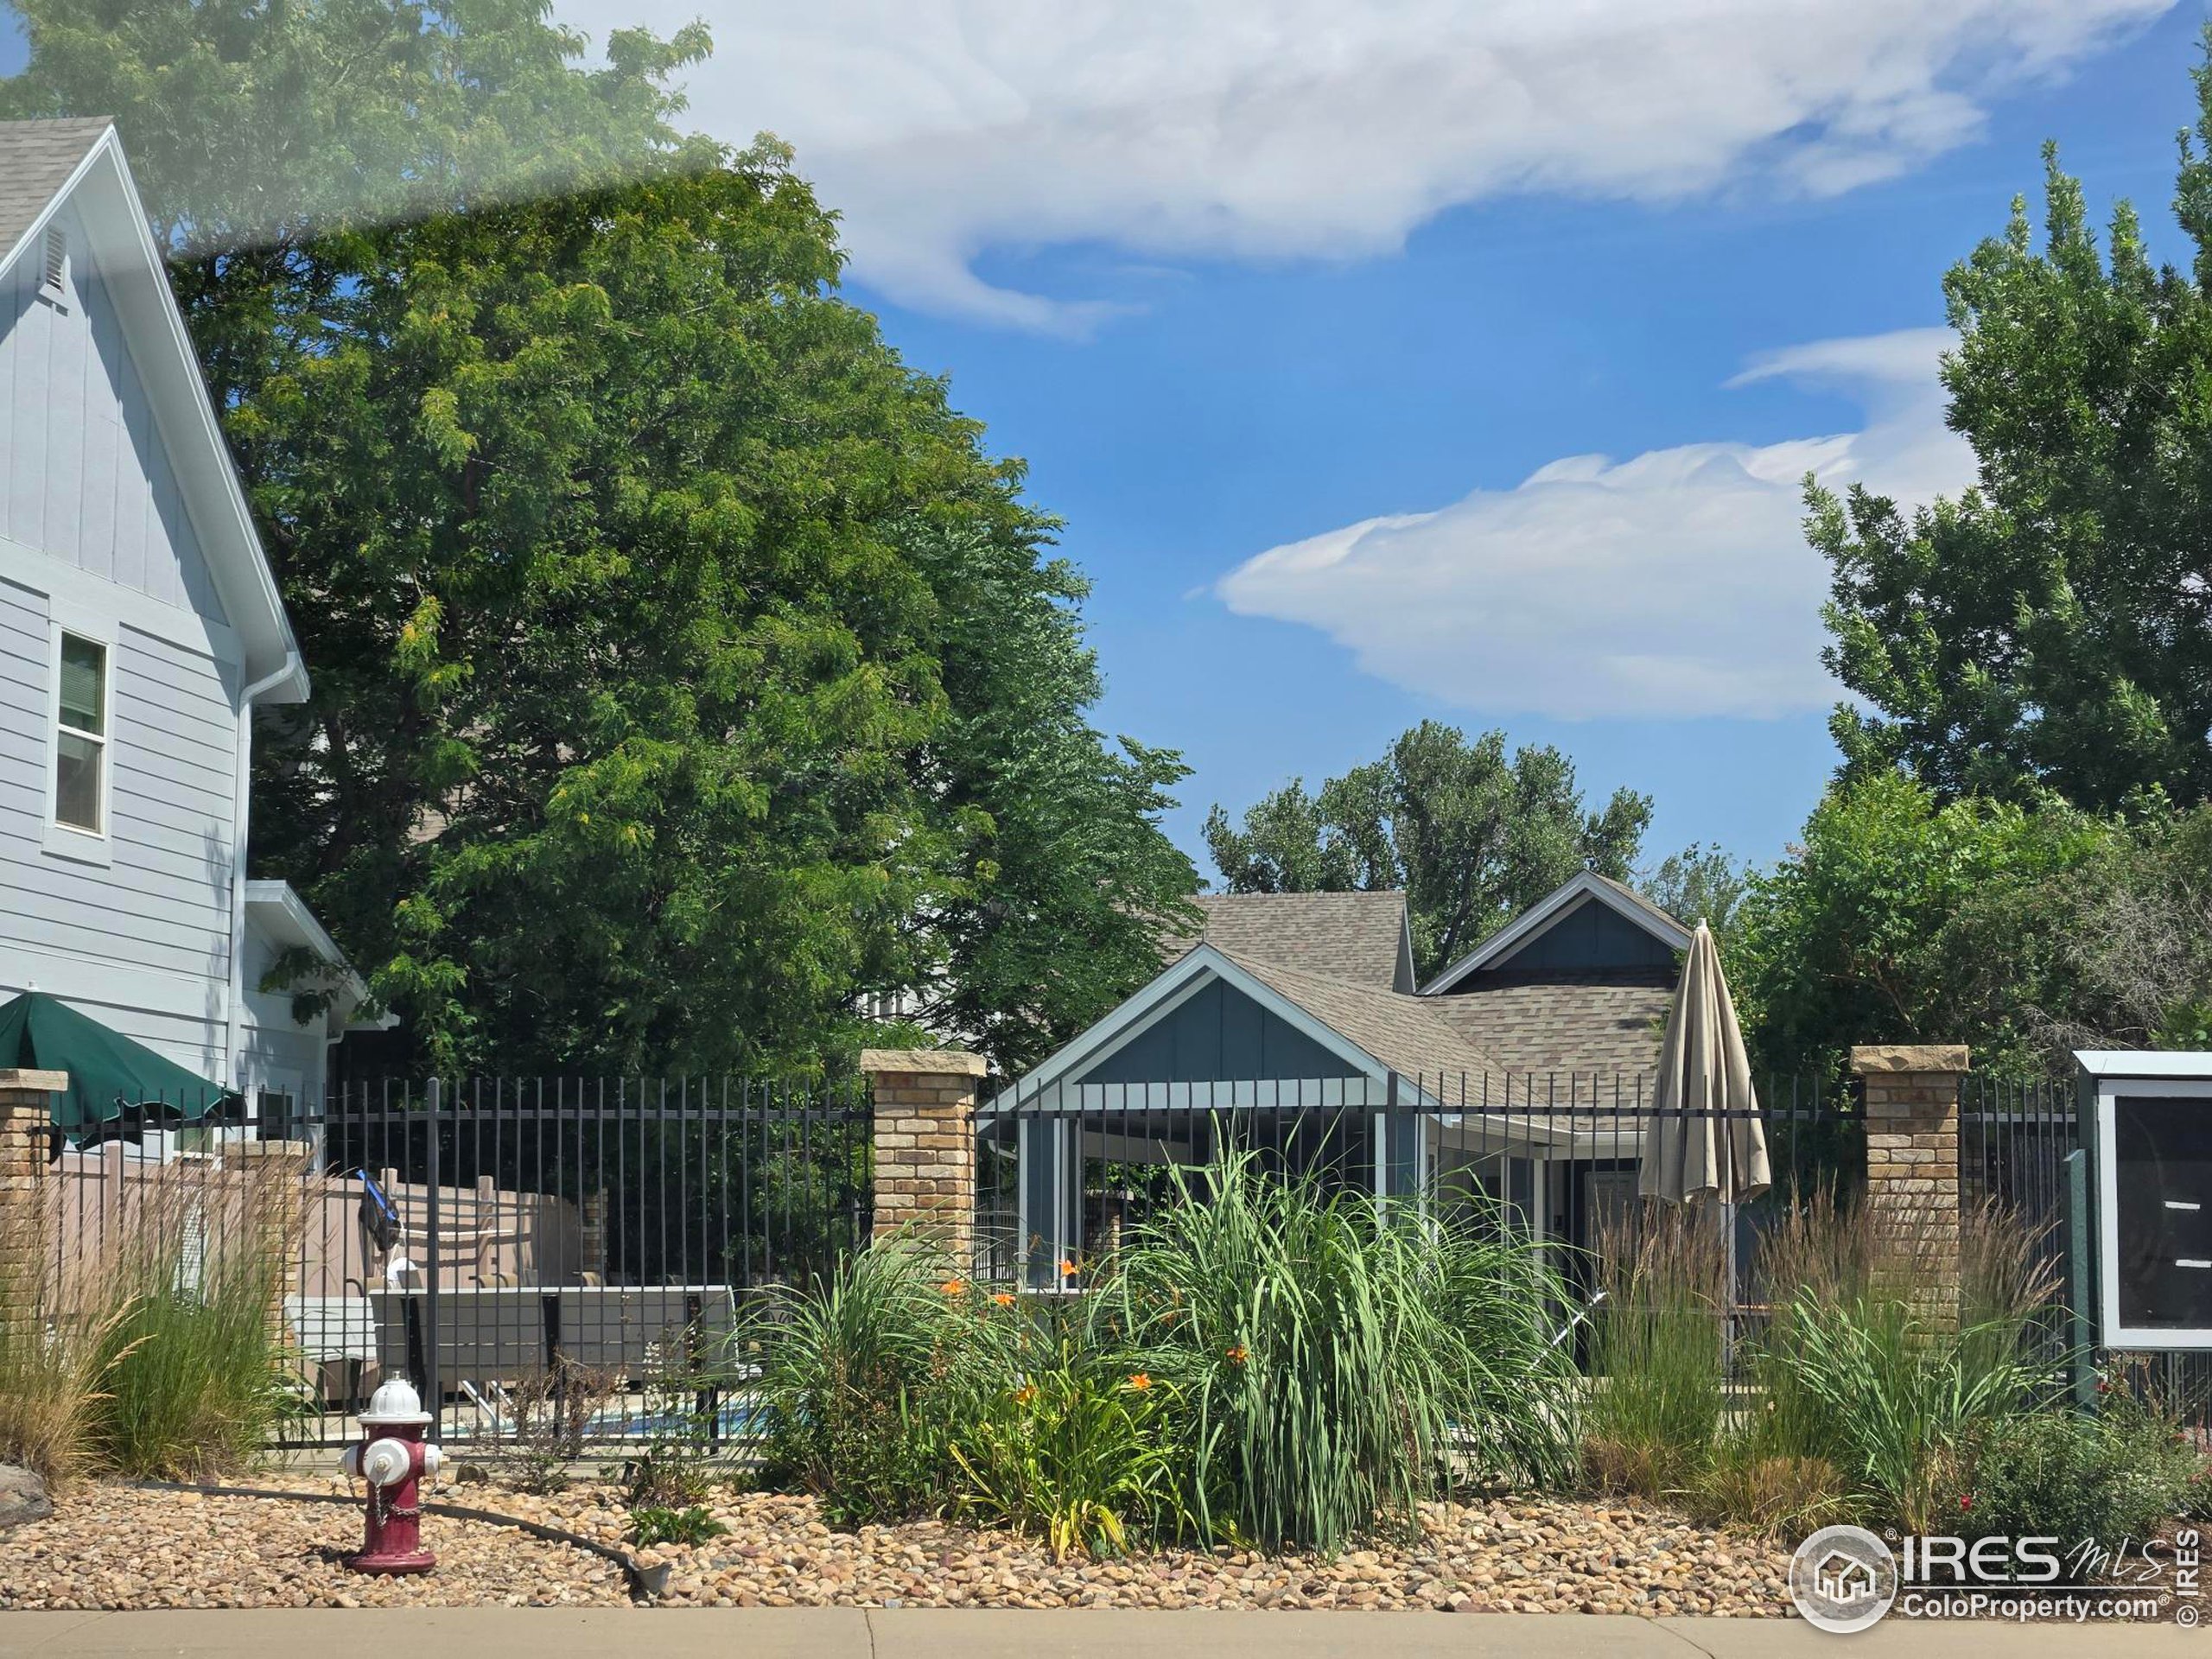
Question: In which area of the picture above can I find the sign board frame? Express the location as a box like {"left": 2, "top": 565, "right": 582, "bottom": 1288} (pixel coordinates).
{"left": 2077, "top": 1050, "right": 2212, "bottom": 1351}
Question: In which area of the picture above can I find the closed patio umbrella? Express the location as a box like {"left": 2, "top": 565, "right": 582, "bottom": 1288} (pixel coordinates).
{"left": 1638, "top": 922, "right": 1771, "bottom": 1206}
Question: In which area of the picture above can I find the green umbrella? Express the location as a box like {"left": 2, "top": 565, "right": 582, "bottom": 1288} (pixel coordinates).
{"left": 0, "top": 991, "right": 235, "bottom": 1131}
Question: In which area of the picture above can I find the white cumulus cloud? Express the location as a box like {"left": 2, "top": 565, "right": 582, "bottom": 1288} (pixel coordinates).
{"left": 560, "top": 0, "right": 2170, "bottom": 327}
{"left": 1213, "top": 327, "right": 1973, "bottom": 720}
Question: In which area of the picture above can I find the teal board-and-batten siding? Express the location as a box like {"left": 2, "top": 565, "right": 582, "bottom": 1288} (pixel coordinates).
{"left": 1077, "top": 978, "right": 1361, "bottom": 1085}
{"left": 1479, "top": 896, "right": 1675, "bottom": 976}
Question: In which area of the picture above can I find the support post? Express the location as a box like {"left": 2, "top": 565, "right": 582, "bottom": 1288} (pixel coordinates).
{"left": 1851, "top": 1043, "right": 1970, "bottom": 1322}
{"left": 861, "top": 1048, "right": 986, "bottom": 1270}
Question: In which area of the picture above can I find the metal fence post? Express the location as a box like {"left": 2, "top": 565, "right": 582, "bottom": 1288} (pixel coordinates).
{"left": 2063, "top": 1146, "right": 2096, "bottom": 1408}
{"left": 424, "top": 1076, "right": 442, "bottom": 1421}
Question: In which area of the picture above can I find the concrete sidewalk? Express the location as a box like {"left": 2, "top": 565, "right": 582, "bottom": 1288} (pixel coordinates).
{"left": 3, "top": 1608, "right": 2202, "bottom": 1657}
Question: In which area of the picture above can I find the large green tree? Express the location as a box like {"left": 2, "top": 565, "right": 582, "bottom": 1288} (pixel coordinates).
{"left": 1810, "top": 34, "right": 2212, "bottom": 812}
{"left": 1204, "top": 722, "right": 1650, "bottom": 980}
{"left": 6, "top": 2, "right": 1196, "bottom": 1071}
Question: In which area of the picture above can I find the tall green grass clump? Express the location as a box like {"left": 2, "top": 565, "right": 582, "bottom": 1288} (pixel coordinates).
{"left": 1744, "top": 1198, "right": 2063, "bottom": 1534}
{"left": 749, "top": 1239, "right": 1007, "bottom": 1526}
{"left": 86, "top": 1166, "right": 305, "bottom": 1479}
{"left": 0, "top": 1184, "right": 108, "bottom": 1483}
{"left": 1115, "top": 1151, "right": 1579, "bottom": 1554}
{"left": 1582, "top": 1208, "right": 1726, "bottom": 1498}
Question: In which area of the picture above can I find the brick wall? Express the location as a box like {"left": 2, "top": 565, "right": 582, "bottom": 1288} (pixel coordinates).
{"left": 861, "top": 1048, "right": 987, "bottom": 1266}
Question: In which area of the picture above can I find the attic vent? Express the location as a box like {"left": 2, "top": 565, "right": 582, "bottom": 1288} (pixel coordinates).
{"left": 40, "top": 225, "right": 67, "bottom": 296}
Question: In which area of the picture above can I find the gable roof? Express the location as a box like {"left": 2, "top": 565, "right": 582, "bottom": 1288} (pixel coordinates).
{"left": 1217, "top": 947, "right": 1503, "bottom": 1088}
{"left": 1163, "top": 891, "right": 1411, "bottom": 990}
{"left": 1420, "top": 870, "right": 1691, "bottom": 995}
{"left": 0, "top": 119, "right": 304, "bottom": 699}
{"left": 1002, "top": 938, "right": 1504, "bottom": 1110}
{"left": 1424, "top": 969, "right": 1671, "bottom": 1080}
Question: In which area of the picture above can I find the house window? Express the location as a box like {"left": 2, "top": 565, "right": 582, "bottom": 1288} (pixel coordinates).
{"left": 54, "top": 632, "right": 108, "bottom": 834}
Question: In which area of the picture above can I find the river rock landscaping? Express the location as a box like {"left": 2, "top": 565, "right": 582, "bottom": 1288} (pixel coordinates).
{"left": 0, "top": 1476, "right": 1791, "bottom": 1615}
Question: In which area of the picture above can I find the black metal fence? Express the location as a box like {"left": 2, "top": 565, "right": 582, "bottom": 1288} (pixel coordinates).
{"left": 974, "top": 1069, "right": 1866, "bottom": 1301}
{"left": 32, "top": 1063, "right": 2212, "bottom": 1452}
{"left": 32, "top": 1076, "right": 871, "bottom": 1450}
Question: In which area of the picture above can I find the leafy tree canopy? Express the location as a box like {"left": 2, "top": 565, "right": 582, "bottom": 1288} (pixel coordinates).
{"left": 6, "top": 1, "right": 1196, "bottom": 1072}
{"left": 1638, "top": 843, "right": 1750, "bottom": 944}
{"left": 1811, "top": 31, "right": 2212, "bottom": 811}
{"left": 1731, "top": 773, "right": 2212, "bottom": 1076}
{"left": 1204, "top": 721, "right": 1650, "bottom": 981}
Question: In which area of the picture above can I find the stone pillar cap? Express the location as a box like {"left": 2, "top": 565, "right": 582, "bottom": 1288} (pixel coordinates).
{"left": 859, "top": 1048, "right": 989, "bottom": 1077}
{"left": 0, "top": 1069, "right": 68, "bottom": 1092}
{"left": 1851, "top": 1045, "right": 1970, "bottom": 1075}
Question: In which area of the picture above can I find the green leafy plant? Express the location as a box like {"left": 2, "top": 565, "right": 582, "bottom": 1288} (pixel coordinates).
{"left": 628, "top": 1503, "right": 728, "bottom": 1548}
{"left": 1713, "top": 1196, "right": 2065, "bottom": 1535}
{"left": 1782, "top": 1294, "right": 2061, "bottom": 1535}
{"left": 618, "top": 1351, "right": 736, "bottom": 1508}
{"left": 1967, "top": 1373, "right": 2211, "bottom": 1548}
{"left": 950, "top": 1343, "right": 1191, "bottom": 1559}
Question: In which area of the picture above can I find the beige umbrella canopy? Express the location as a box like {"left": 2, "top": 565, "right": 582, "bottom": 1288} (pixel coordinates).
{"left": 1639, "top": 920, "right": 1773, "bottom": 1206}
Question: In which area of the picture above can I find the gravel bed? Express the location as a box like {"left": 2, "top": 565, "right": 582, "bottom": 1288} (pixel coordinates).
{"left": 0, "top": 1484, "right": 631, "bottom": 1609}
{"left": 0, "top": 1473, "right": 1796, "bottom": 1615}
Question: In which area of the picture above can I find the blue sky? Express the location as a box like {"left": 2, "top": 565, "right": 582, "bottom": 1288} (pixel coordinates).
{"left": 10, "top": 4, "right": 2207, "bottom": 880}
{"left": 750, "top": 1, "right": 2203, "bottom": 879}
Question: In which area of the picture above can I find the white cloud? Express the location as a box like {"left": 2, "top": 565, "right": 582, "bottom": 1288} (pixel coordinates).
{"left": 561, "top": 0, "right": 2169, "bottom": 327}
{"left": 1213, "top": 327, "right": 1973, "bottom": 720}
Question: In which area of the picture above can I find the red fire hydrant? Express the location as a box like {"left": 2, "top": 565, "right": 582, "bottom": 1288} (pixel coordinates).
{"left": 341, "top": 1379, "right": 445, "bottom": 1573}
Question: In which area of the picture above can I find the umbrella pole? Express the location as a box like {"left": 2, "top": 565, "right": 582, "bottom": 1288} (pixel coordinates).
{"left": 1720, "top": 1196, "right": 1738, "bottom": 1389}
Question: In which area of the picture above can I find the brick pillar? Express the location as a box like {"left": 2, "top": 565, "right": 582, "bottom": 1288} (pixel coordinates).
{"left": 861, "top": 1048, "right": 987, "bottom": 1268}
{"left": 1851, "top": 1044, "right": 1969, "bottom": 1320}
{"left": 220, "top": 1139, "right": 315, "bottom": 1307}
{"left": 0, "top": 1070, "right": 64, "bottom": 1321}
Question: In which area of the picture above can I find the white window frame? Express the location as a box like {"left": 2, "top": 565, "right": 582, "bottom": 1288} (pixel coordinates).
{"left": 43, "top": 605, "right": 117, "bottom": 867}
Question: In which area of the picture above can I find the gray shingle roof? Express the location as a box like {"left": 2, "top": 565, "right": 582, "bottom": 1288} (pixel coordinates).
{"left": 0, "top": 118, "right": 112, "bottom": 268}
{"left": 1217, "top": 947, "right": 1505, "bottom": 1088}
{"left": 1166, "top": 891, "right": 1408, "bottom": 989}
{"left": 1426, "top": 969, "right": 1672, "bottom": 1081}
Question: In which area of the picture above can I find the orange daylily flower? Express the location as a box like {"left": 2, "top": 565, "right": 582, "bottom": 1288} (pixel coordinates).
{"left": 939, "top": 1278, "right": 967, "bottom": 1297}
{"left": 1058, "top": 1259, "right": 1078, "bottom": 1279}
{"left": 1126, "top": 1372, "right": 1152, "bottom": 1392}
{"left": 1226, "top": 1345, "right": 1248, "bottom": 1365}
{"left": 992, "top": 1291, "right": 1017, "bottom": 1306}
{"left": 1013, "top": 1383, "right": 1039, "bottom": 1407}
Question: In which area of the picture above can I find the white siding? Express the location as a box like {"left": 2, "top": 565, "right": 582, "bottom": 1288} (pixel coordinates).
{"left": 0, "top": 202, "right": 228, "bottom": 623}
{"left": 0, "top": 195, "right": 245, "bottom": 1082}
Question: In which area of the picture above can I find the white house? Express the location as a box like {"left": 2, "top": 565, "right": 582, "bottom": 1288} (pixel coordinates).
{"left": 0, "top": 118, "right": 376, "bottom": 1124}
